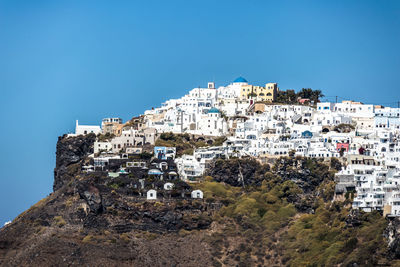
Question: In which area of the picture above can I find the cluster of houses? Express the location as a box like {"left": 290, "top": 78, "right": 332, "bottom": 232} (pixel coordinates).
{"left": 83, "top": 144, "right": 204, "bottom": 201}
{"left": 71, "top": 77, "right": 400, "bottom": 216}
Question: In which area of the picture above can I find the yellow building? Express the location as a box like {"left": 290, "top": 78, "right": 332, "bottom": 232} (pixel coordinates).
{"left": 240, "top": 82, "right": 278, "bottom": 102}
{"left": 102, "top": 122, "right": 124, "bottom": 136}
{"left": 102, "top": 118, "right": 124, "bottom": 136}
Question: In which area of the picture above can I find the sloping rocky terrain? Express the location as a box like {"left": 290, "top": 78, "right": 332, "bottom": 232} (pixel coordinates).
{"left": 1, "top": 134, "right": 400, "bottom": 266}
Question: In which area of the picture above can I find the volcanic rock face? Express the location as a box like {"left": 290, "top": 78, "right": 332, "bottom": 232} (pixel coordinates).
{"left": 0, "top": 134, "right": 216, "bottom": 266}
{"left": 206, "top": 158, "right": 271, "bottom": 187}
{"left": 77, "top": 183, "right": 103, "bottom": 214}
{"left": 385, "top": 217, "right": 400, "bottom": 259}
{"left": 206, "top": 157, "right": 335, "bottom": 213}
{"left": 273, "top": 157, "right": 333, "bottom": 193}
{"left": 0, "top": 170, "right": 214, "bottom": 266}
{"left": 207, "top": 157, "right": 334, "bottom": 194}
{"left": 53, "top": 133, "right": 96, "bottom": 191}
{"left": 74, "top": 176, "right": 213, "bottom": 233}
{"left": 345, "top": 209, "right": 363, "bottom": 228}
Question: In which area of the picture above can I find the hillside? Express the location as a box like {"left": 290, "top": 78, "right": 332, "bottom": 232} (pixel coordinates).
{"left": 1, "top": 134, "right": 400, "bottom": 266}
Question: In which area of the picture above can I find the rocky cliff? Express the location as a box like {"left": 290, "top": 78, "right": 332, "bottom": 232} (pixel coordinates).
{"left": 1, "top": 135, "right": 400, "bottom": 266}
{"left": 0, "top": 135, "right": 216, "bottom": 266}
{"left": 54, "top": 133, "right": 96, "bottom": 191}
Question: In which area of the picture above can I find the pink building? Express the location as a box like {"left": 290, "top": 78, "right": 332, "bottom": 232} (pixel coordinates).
{"left": 337, "top": 143, "right": 350, "bottom": 152}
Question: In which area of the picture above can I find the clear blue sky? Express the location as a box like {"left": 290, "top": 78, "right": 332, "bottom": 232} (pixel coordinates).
{"left": 0, "top": 0, "right": 399, "bottom": 225}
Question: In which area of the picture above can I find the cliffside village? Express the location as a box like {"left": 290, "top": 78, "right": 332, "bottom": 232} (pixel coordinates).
{"left": 69, "top": 77, "right": 400, "bottom": 217}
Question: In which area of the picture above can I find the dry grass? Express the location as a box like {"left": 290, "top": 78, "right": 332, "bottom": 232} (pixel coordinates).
{"left": 53, "top": 216, "right": 66, "bottom": 227}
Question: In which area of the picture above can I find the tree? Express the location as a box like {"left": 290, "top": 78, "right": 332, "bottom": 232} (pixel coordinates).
{"left": 311, "top": 90, "right": 324, "bottom": 103}
{"left": 298, "top": 88, "right": 314, "bottom": 99}
{"left": 287, "top": 90, "right": 297, "bottom": 103}
{"left": 276, "top": 89, "right": 299, "bottom": 104}
{"left": 297, "top": 88, "right": 324, "bottom": 103}
{"left": 276, "top": 88, "right": 325, "bottom": 105}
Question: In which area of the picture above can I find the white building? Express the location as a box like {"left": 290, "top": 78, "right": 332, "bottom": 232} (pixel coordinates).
{"left": 164, "top": 182, "right": 174, "bottom": 190}
{"left": 175, "top": 155, "right": 204, "bottom": 181}
{"left": 191, "top": 190, "right": 204, "bottom": 199}
{"left": 147, "top": 189, "right": 157, "bottom": 200}
{"left": 94, "top": 141, "right": 112, "bottom": 154}
{"left": 334, "top": 100, "right": 374, "bottom": 118}
{"left": 74, "top": 120, "right": 101, "bottom": 135}
{"left": 191, "top": 108, "right": 228, "bottom": 136}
